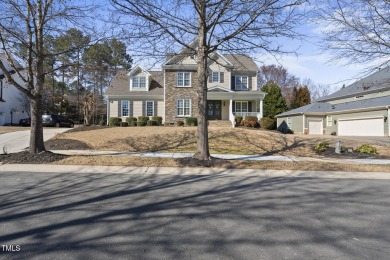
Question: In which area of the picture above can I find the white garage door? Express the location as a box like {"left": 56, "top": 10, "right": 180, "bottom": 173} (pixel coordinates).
{"left": 308, "top": 120, "right": 323, "bottom": 135}
{"left": 338, "top": 117, "right": 384, "bottom": 136}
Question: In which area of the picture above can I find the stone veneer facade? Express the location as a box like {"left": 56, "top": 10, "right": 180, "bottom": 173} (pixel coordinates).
{"left": 165, "top": 70, "right": 199, "bottom": 123}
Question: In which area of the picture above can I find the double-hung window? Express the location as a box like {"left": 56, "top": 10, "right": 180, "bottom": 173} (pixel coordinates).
{"left": 146, "top": 101, "right": 154, "bottom": 117}
{"left": 212, "top": 72, "right": 219, "bottom": 82}
{"left": 132, "top": 76, "right": 146, "bottom": 88}
{"left": 177, "top": 72, "right": 191, "bottom": 87}
{"left": 121, "top": 100, "right": 130, "bottom": 117}
{"left": 235, "top": 101, "right": 248, "bottom": 113}
{"left": 235, "top": 76, "right": 248, "bottom": 90}
{"left": 176, "top": 99, "right": 191, "bottom": 116}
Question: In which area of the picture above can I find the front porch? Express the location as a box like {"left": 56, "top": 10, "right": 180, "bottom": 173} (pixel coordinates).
{"left": 207, "top": 91, "right": 265, "bottom": 127}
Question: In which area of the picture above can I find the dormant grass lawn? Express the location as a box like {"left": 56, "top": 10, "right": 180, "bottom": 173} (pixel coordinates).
{"left": 51, "top": 126, "right": 390, "bottom": 158}
{"left": 0, "top": 126, "right": 30, "bottom": 135}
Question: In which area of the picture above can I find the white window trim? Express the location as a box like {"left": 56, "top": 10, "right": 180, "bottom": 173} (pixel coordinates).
{"left": 176, "top": 72, "right": 192, "bottom": 87}
{"left": 145, "top": 101, "right": 154, "bottom": 117}
{"left": 176, "top": 99, "right": 192, "bottom": 117}
{"left": 212, "top": 71, "right": 219, "bottom": 83}
{"left": 121, "top": 100, "right": 130, "bottom": 117}
{"left": 235, "top": 75, "right": 249, "bottom": 90}
{"left": 130, "top": 76, "right": 148, "bottom": 91}
{"left": 327, "top": 115, "right": 333, "bottom": 126}
{"left": 235, "top": 101, "right": 249, "bottom": 113}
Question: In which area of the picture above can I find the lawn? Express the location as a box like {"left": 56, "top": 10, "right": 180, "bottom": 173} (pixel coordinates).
{"left": 0, "top": 126, "right": 30, "bottom": 135}
{"left": 46, "top": 126, "right": 390, "bottom": 158}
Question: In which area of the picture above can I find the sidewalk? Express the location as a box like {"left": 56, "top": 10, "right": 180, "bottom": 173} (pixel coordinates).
{"left": 1, "top": 163, "right": 390, "bottom": 180}
{"left": 50, "top": 149, "right": 390, "bottom": 165}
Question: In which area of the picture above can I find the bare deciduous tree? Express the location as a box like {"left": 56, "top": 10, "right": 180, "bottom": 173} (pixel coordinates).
{"left": 110, "top": 0, "right": 306, "bottom": 160}
{"left": 314, "top": 0, "right": 390, "bottom": 72}
{"left": 0, "top": 0, "right": 99, "bottom": 154}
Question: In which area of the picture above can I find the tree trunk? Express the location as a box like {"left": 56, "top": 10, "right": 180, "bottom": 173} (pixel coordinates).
{"left": 29, "top": 96, "right": 45, "bottom": 153}
{"left": 193, "top": 0, "right": 210, "bottom": 160}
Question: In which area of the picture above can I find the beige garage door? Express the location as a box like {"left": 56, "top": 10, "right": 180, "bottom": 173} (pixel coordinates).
{"left": 338, "top": 117, "right": 384, "bottom": 136}
{"left": 308, "top": 120, "right": 323, "bottom": 135}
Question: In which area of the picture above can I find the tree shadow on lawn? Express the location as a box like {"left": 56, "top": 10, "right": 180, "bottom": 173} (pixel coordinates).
{"left": 0, "top": 170, "right": 389, "bottom": 258}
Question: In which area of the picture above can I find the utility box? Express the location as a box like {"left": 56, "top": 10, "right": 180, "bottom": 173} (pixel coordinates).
{"left": 335, "top": 140, "right": 342, "bottom": 154}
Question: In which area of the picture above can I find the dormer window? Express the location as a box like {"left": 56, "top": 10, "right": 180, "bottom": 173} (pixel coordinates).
{"left": 132, "top": 76, "right": 146, "bottom": 88}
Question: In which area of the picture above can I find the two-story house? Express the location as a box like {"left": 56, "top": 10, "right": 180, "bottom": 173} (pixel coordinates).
{"left": 0, "top": 53, "right": 28, "bottom": 126}
{"left": 106, "top": 41, "right": 266, "bottom": 125}
{"left": 276, "top": 67, "right": 390, "bottom": 137}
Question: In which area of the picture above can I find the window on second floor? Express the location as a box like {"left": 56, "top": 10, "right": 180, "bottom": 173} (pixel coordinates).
{"left": 211, "top": 71, "right": 224, "bottom": 83}
{"left": 177, "top": 72, "right": 191, "bottom": 87}
{"left": 235, "top": 76, "right": 248, "bottom": 90}
{"left": 132, "top": 76, "right": 146, "bottom": 88}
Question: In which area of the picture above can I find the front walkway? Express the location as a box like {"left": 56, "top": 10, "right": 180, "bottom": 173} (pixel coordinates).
{"left": 50, "top": 150, "right": 390, "bottom": 165}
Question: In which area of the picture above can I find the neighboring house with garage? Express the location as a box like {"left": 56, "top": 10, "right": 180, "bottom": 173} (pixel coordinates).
{"left": 276, "top": 67, "right": 390, "bottom": 137}
{"left": 106, "top": 40, "right": 266, "bottom": 125}
{"left": 0, "top": 53, "right": 28, "bottom": 126}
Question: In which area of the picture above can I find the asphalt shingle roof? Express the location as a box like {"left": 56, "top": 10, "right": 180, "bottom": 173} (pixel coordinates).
{"left": 277, "top": 95, "right": 390, "bottom": 117}
{"left": 224, "top": 54, "right": 259, "bottom": 72}
{"left": 318, "top": 67, "right": 390, "bottom": 101}
{"left": 106, "top": 70, "right": 163, "bottom": 96}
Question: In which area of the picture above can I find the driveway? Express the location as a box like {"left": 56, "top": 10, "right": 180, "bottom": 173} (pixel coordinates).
{"left": 0, "top": 168, "right": 390, "bottom": 259}
{"left": 0, "top": 128, "right": 70, "bottom": 154}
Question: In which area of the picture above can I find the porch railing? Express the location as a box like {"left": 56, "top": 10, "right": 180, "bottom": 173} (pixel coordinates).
{"left": 233, "top": 112, "right": 260, "bottom": 118}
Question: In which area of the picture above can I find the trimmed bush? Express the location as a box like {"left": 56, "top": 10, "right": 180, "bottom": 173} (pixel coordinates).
{"left": 147, "top": 120, "right": 158, "bottom": 126}
{"left": 126, "top": 117, "right": 137, "bottom": 123}
{"left": 242, "top": 120, "right": 259, "bottom": 128}
{"left": 235, "top": 116, "right": 243, "bottom": 126}
{"left": 356, "top": 144, "right": 377, "bottom": 154}
{"left": 138, "top": 116, "right": 149, "bottom": 123}
{"left": 109, "top": 117, "right": 122, "bottom": 127}
{"left": 99, "top": 119, "right": 105, "bottom": 126}
{"left": 260, "top": 117, "right": 276, "bottom": 130}
{"left": 151, "top": 116, "right": 163, "bottom": 126}
{"left": 137, "top": 121, "right": 146, "bottom": 126}
{"left": 186, "top": 117, "right": 198, "bottom": 126}
{"left": 176, "top": 120, "right": 184, "bottom": 127}
{"left": 131, "top": 121, "right": 137, "bottom": 127}
{"left": 244, "top": 116, "right": 258, "bottom": 122}
{"left": 121, "top": 122, "right": 129, "bottom": 127}
{"left": 314, "top": 141, "right": 330, "bottom": 152}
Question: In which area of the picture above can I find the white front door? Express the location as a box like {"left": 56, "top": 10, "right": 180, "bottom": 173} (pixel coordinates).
{"left": 338, "top": 117, "right": 384, "bottom": 136}
{"left": 308, "top": 120, "right": 323, "bottom": 135}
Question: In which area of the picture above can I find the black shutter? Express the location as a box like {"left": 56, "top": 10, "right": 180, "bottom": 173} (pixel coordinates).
{"left": 154, "top": 101, "right": 158, "bottom": 116}
{"left": 130, "top": 101, "right": 133, "bottom": 117}
{"left": 232, "top": 101, "right": 235, "bottom": 113}
{"left": 142, "top": 101, "right": 145, "bottom": 116}
{"left": 231, "top": 76, "right": 235, "bottom": 90}
{"left": 220, "top": 72, "right": 224, "bottom": 83}
{"left": 248, "top": 77, "right": 252, "bottom": 90}
{"left": 248, "top": 101, "right": 252, "bottom": 112}
{"left": 209, "top": 73, "right": 212, "bottom": 83}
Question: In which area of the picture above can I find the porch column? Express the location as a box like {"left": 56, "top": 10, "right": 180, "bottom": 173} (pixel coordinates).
{"left": 229, "top": 98, "right": 233, "bottom": 123}
{"left": 259, "top": 98, "right": 263, "bottom": 119}
{"left": 107, "top": 98, "right": 110, "bottom": 126}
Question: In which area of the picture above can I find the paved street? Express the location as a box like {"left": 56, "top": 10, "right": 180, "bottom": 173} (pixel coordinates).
{"left": 1, "top": 167, "right": 390, "bottom": 259}
{"left": 0, "top": 128, "right": 70, "bottom": 154}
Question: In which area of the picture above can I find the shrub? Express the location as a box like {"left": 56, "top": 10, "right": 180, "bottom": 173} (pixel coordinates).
{"left": 121, "top": 122, "right": 129, "bottom": 127}
{"left": 314, "top": 141, "right": 330, "bottom": 152}
{"left": 138, "top": 116, "right": 149, "bottom": 123}
{"left": 176, "top": 120, "right": 184, "bottom": 127}
{"left": 99, "top": 119, "right": 106, "bottom": 126}
{"left": 186, "top": 117, "right": 198, "bottom": 126}
{"left": 356, "top": 144, "right": 377, "bottom": 154}
{"left": 109, "top": 117, "right": 122, "bottom": 127}
{"left": 151, "top": 116, "right": 163, "bottom": 126}
{"left": 260, "top": 117, "right": 276, "bottom": 130}
{"left": 242, "top": 120, "right": 259, "bottom": 128}
{"left": 235, "top": 116, "right": 243, "bottom": 126}
{"left": 244, "top": 116, "right": 258, "bottom": 122}
{"left": 126, "top": 117, "right": 137, "bottom": 123}
{"left": 131, "top": 121, "right": 137, "bottom": 127}
{"left": 147, "top": 120, "right": 158, "bottom": 126}
{"left": 137, "top": 121, "right": 146, "bottom": 127}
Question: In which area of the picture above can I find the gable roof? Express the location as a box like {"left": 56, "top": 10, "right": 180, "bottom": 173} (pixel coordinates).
{"left": 0, "top": 52, "right": 23, "bottom": 79}
{"left": 277, "top": 95, "right": 390, "bottom": 117}
{"left": 106, "top": 70, "right": 163, "bottom": 96}
{"left": 318, "top": 67, "right": 390, "bottom": 102}
{"left": 223, "top": 54, "right": 259, "bottom": 72}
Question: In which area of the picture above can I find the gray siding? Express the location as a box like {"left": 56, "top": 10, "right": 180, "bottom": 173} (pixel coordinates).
{"left": 277, "top": 115, "right": 303, "bottom": 134}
